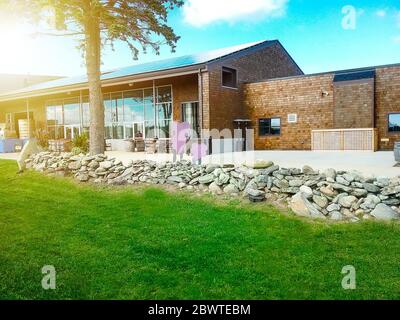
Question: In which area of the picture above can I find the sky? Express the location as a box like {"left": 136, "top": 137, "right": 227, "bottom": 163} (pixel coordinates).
{"left": 0, "top": 0, "right": 399, "bottom": 77}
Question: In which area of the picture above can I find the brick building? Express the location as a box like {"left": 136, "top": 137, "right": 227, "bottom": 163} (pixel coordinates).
{"left": 0, "top": 39, "right": 399, "bottom": 151}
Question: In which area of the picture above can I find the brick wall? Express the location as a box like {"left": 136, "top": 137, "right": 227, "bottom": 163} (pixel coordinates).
{"left": 333, "top": 79, "right": 374, "bottom": 129}
{"left": 244, "top": 65, "right": 400, "bottom": 151}
{"left": 204, "top": 42, "right": 303, "bottom": 132}
{"left": 375, "top": 66, "right": 400, "bottom": 150}
{"left": 243, "top": 74, "right": 334, "bottom": 150}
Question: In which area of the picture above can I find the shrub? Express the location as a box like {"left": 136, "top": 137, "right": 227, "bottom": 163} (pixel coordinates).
{"left": 34, "top": 128, "right": 50, "bottom": 149}
{"left": 72, "top": 132, "right": 89, "bottom": 153}
{"left": 71, "top": 147, "right": 83, "bottom": 155}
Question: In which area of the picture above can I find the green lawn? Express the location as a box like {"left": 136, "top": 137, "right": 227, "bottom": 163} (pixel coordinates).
{"left": 0, "top": 159, "right": 400, "bottom": 300}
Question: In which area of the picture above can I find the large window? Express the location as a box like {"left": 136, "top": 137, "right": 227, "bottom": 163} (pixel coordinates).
{"left": 46, "top": 100, "right": 63, "bottom": 139}
{"left": 222, "top": 67, "right": 237, "bottom": 88}
{"left": 389, "top": 114, "right": 400, "bottom": 133}
{"left": 46, "top": 85, "right": 173, "bottom": 140}
{"left": 259, "top": 118, "right": 281, "bottom": 136}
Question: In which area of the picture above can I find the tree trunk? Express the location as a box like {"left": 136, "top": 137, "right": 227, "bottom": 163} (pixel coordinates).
{"left": 85, "top": 12, "right": 104, "bottom": 155}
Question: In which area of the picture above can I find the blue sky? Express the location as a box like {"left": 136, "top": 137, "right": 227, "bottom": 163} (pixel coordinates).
{"left": 0, "top": 0, "right": 399, "bottom": 76}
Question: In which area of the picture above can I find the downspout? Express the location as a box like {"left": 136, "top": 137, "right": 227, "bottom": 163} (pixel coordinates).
{"left": 198, "top": 69, "right": 203, "bottom": 139}
{"left": 26, "top": 99, "right": 30, "bottom": 139}
{"left": 153, "top": 79, "right": 156, "bottom": 139}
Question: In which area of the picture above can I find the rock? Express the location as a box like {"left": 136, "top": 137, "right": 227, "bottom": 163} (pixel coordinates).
{"left": 261, "top": 165, "right": 280, "bottom": 176}
{"left": 290, "top": 192, "right": 325, "bottom": 219}
{"left": 370, "top": 204, "right": 400, "bottom": 221}
{"left": 351, "top": 188, "right": 368, "bottom": 198}
{"left": 273, "top": 179, "right": 289, "bottom": 189}
{"left": 223, "top": 184, "right": 239, "bottom": 195}
{"left": 280, "top": 187, "right": 300, "bottom": 195}
{"left": 247, "top": 160, "right": 274, "bottom": 169}
{"left": 343, "top": 173, "right": 356, "bottom": 183}
{"left": 383, "top": 199, "right": 400, "bottom": 206}
{"left": 376, "top": 177, "right": 390, "bottom": 188}
{"left": 363, "top": 183, "right": 380, "bottom": 193}
{"left": 299, "top": 185, "right": 313, "bottom": 199}
{"left": 361, "top": 194, "right": 381, "bottom": 210}
{"left": 205, "top": 164, "right": 220, "bottom": 174}
{"left": 327, "top": 203, "right": 341, "bottom": 212}
{"left": 336, "top": 176, "right": 350, "bottom": 186}
{"left": 320, "top": 185, "right": 337, "bottom": 197}
{"left": 381, "top": 186, "right": 400, "bottom": 196}
{"left": 289, "top": 179, "right": 303, "bottom": 187}
{"left": 313, "top": 195, "right": 328, "bottom": 208}
{"left": 330, "top": 211, "right": 344, "bottom": 221}
{"left": 303, "top": 165, "right": 316, "bottom": 175}
{"left": 198, "top": 174, "right": 215, "bottom": 185}
{"left": 167, "top": 176, "right": 183, "bottom": 184}
{"left": 338, "top": 195, "right": 358, "bottom": 208}
{"left": 215, "top": 172, "right": 230, "bottom": 186}
{"left": 77, "top": 173, "right": 89, "bottom": 182}
{"left": 100, "top": 161, "right": 113, "bottom": 170}
{"left": 332, "top": 183, "right": 352, "bottom": 193}
{"left": 323, "top": 168, "right": 337, "bottom": 181}
{"left": 178, "top": 182, "right": 187, "bottom": 189}
{"left": 68, "top": 161, "right": 81, "bottom": 171}
{"left": 246, "top": 188, "right": 266, "bottom": 198}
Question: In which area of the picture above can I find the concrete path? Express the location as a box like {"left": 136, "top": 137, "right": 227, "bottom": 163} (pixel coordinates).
{"left": 2, "top": 150, "right": 399, "bottom": 178}
{"left": 203, "top": 151, "right": 400, "bottom": 178}
{"left": 0, "top": 153, "right": 19, "bottom": 161}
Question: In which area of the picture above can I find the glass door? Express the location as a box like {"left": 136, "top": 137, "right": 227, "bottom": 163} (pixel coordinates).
{"left": 182, "top": 102, "right": 200, "bottom": 136}
{"left": 133, "top": 122, "right": 144, "bottom": 139}
{"left": 64, "top": 125, "right": 81, "bottom": 140}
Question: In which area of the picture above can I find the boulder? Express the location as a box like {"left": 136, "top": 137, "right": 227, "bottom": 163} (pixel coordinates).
{"left": 209, "top": 182, "right": 223, "bottom": 195}
{"left": 338, "top": 196, "right": 358, "bottom": 208}
{"left": 370, "top": 204, "right": 400, "bottom": 221}
{"left": 327, "top": 203, "right": 341, "bottom": 212}
{"left": 299, "top": 185, "right": 313, "bottom": 199}
{"left": 223, "top": 184, "right": 239, "bottom": 195}
{"left": 330, "top": 211, "right": 344, "bottom": 221}
{"left": 247, "top": 160, "right": 274, "bottom": 169}
{"left": 363, "top": 183, "right": 380, "bottom": 193}
{"left": 313, "top": 195, "right": 328, "bottom": 208}
{"left": 320, "top": 185, "right": 337, "bottom": 198}
{"left": 198, "top": 174, "right": 215, "bottom": 185}
{"left": 323, "top": 168, "right": 337, "bottom": 181}
{"left": 290, "top": 192, "right": 325, "bottom": 219}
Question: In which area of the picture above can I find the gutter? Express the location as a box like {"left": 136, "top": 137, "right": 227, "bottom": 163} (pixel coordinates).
{"left": 0, "top": 64, "right": 207, "bottom": 103}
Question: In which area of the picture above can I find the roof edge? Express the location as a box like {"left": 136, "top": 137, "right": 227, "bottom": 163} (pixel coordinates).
{"left": 246, "top": 62, "right": 400, "bottom": 84}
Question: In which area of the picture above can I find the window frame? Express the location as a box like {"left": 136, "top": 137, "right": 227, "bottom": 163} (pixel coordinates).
{"left": 221, "top": 67, "right": 238, "bottom": 89}
{"left": 258, "top": 117, "right": 281, "bottom": 137}
{"left": 388, "top": 113, "right": 400, "bottom": 134}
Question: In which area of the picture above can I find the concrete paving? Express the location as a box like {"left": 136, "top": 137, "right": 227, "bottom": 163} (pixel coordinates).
{"left": 1, "top": 150, "right": 399, "bottom": 178}
{"left": 203, "top": 151, "right": 400, "bottom": 178}
{"left": 0, "top": 153, "right": 19, "bottom": 161}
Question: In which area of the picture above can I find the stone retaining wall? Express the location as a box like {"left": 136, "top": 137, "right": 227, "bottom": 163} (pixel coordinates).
{"left": 25, "top": 152, "right": 400, "bottom": 222}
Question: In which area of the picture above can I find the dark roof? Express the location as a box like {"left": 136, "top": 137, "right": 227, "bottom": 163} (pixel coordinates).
{"left": 333, "top": 69, "right": 375, "bottom": 82}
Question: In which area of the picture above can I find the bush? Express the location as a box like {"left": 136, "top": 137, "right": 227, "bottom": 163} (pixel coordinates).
{"left": 72, "top": 132, "right": 89, "bottom": 153}
{"left": 71, "top": 147, "right": 83, "bottom": 155}
{"left": 34, "top": 128, "right": 50, "bottom": 149}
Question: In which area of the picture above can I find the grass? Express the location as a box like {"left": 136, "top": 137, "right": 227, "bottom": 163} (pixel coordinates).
{"left": 0, "top": 159, "right": 400, "bottom": 300}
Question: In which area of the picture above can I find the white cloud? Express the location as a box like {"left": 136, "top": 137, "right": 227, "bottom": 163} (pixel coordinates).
{"left": 183, "top": 0, "right": 288, "bottom": 27}
{"left": 396, "top": 11, "right": 400, "bottom": 27}
{"left": 376, "top": 9, "right": 386, "bottom": 17}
